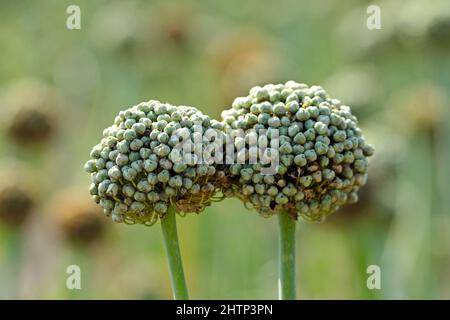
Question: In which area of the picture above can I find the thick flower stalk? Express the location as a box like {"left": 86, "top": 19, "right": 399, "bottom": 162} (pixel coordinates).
{"left": 220, "top": 81, "right": 374, "bottom": 299}
{"left": 84, "top": 100, "right": 226, "bottom": 299}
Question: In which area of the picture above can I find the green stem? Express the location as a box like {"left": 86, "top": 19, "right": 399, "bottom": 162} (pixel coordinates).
{"left": 277, "top": 211, "right": 297, "bottom": 300}
{"left": 67, "top": 246, "right": 89, "bottom": 300}
{"left": 8, "top": 229, "right": 22, "bottom": 299}
{"left": 160, "top": 207, "right": 189, "bottom": 300}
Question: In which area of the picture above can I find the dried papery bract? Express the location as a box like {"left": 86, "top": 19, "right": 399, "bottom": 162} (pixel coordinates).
{"left": 220, "top": 81, "right": 374, "bottom": 299}
{"left": 84, "top": 100, "right": 226, "bottom": 299}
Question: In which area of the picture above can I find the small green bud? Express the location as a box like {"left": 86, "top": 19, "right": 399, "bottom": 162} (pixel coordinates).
{"left": 288, "top": 124, "right": 300, "bottom": 137}
{"left": 122, "top": 166, "right": 137, "bottom": 181}
{"left": 314, "top": 122, "right": 328, "bottom": 135}
{"left": 273, "top": 103, "right": 286, "bottom": 116}
{"left": 280, "top": 143, "right": 293, "bottom": 154}
{"left": 130, "top": 201, "right": 145, "bottom": 213}
{"left": 304, "top": 150, "right": 317, "bottom": 162}
{"left": 89, "top": 183, "right": 98, "bottom": 196}
{"left": 263, "top": 175, "right": 275, "bottom": 185}
{"left": 169, "top": 175, "right": 183, "bottom": 188}
{"left": 294, "top": 191, "right": 305, "bottom": 201}
{"left": 267, "top": 186, "right": 278, "bottom": 197}
{"left": 108, "top": 166, "right": 122, "bottom": 180}
{"left": 333, "top": 130, "right": 347, "bottom": 142}
{"left": 124, "top": 129, "right": 137, "bottom": 141}
{"left": 294, "top": 154, "right": 307, "bottom": 167}
{"left": 315, "top": 141, "right": 329, "bottom": 155}
{"left": 286, "top": 101, "right": 299, "bottom": 113}
{"left": 252, "top": 173, "right": 263, "bottom": 184}
{"left": 242, "top": 185, "right": 255, "bottom": 196}
{"left": 124, "top": 118, "right": 136, "bottom": 129}
{"left": 267, "top": 116, "right": 281, "bottom": 128}
{"left": 137, "top": 179, "right": 152, "bottom": 192}
{"left": 130, "top": 139, "right": 144, "bottom": 151}
{"left": 157, "top": 170, "right": 170, "bottom": 183}
{"left": 299, "top": 175, "right": 312, "bottom": 187}
{"left": 134, "top": 191, "right": 146, "bottom": 202}
{"left": 255, "top": 184, "right": 266, "bottom": 194}
{"left": 304, "top": 128, "right": 316, "bottom": 141}
{"left": 106, "top": 183, "right": 119, "bottom": 197}
{"left": 132, "top": 123, "right": 146, "bottom": 135}
{"left": 154, "top": 202, "right": 168, "bottom": 214}
{"left": 147, "top": 173, "right": 158, "bottom": 185}
{"left": 84, "top": 160, "right": 96, "bottom": 173}
{"left": 143, "top": 159, "right": 158, "bottom": 172}
{"left": 275, "top": 193, "right": 288, "bottom": 204}
{"left": 255, "top": 88, "right": 269, "bottom": 102}
{"left": 123, "top": 184, "right": 135, "bottom": 197}
{"left": 156, "top": 144, "right": 170, "bottom": 157}
{"left": 190, "top": 184, "right": 200, "bottom": 194}
{"left": 116, "top": 153, "right": 129, "bottom": 166}
{"left": 293, "top": 132, "right": 306, "bottom": 144}
{"left": 354, "top": 159, "right": 367, "bottom": 173}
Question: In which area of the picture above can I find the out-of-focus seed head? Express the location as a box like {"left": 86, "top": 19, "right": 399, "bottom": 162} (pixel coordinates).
{"left": 51, "top": 188, "right": 106, "bottom": 246}
{"left": 208, "top": 31, "right": 282, "bottom": 106}
{"left": 388, "top": 82, "right": 446, "bottom": 136}
{"left": 0, "top": 161, "right": 36, "bottom": 227}
{"left": 0, "top": 186, "right": 34, "bottom": 227}
{"left": 1, "top": 79, "right": 60, "bottom": 146}
{"left": 85, "top": 100, "right": 225, "bottom": 225}
{"left": 220, "top": 81, "right": 374, "bottom": 222}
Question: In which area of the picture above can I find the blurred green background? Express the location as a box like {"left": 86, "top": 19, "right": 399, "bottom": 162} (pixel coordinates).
{"left": 0, "top": 0, "right": 449, "bottom": 299}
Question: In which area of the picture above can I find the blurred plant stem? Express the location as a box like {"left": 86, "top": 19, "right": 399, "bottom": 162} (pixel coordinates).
{"left": 66, "top": 246, "right": 90, "bottom": 299}
{"left": 278, "top": 211, "right": 296, "bottom": 300}
{"left": 6, "top": 229, "right": 22, "bottom": 299}
{"left": 161, "top": 207, "right": 189, "bottom": 300}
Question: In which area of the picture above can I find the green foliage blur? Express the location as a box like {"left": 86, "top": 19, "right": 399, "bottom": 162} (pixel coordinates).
{"left": 0, "top": 0, "right": 449, "bottom": 299}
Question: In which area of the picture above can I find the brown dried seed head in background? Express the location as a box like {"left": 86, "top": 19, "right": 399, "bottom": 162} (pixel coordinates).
{"left": 1, "top": 79, "right": 60, "bottom": 146}
{"left": 51, "top": 188, "right": 107, "bottom": 246}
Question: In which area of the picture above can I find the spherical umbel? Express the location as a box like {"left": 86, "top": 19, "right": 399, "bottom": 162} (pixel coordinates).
{"left": 220, "top": 81, "right": 374, "bottom": 221}
{"left": 84, "top": 100, "right": 226, "bottom": 225}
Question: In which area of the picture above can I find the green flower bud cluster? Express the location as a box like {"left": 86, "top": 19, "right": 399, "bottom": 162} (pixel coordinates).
{"left": 220, "top": 81, "right": 374, "bottom": 221}
{"left": 84, "top": 100, "right": 226, "bottom": 225}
